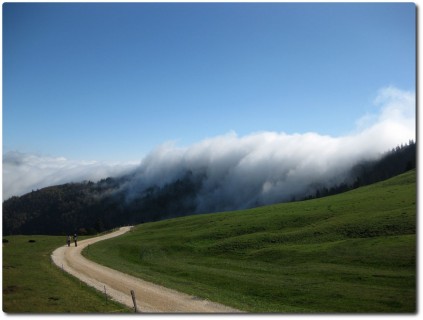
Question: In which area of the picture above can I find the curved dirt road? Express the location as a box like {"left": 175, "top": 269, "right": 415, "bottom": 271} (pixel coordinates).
{"left": 51, "top": 227, "right": 240, "bottom": 313}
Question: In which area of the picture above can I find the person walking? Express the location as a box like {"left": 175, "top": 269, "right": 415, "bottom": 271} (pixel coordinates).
{"left": 73, "top": 233, "right": 78, "bottom": 247}
{"left": 67, "top": 235, "right": 71, "bottom": 247}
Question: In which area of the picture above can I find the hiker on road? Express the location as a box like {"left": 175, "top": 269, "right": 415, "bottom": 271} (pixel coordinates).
{"left": 67, "top": 235, "right": 71, "bottom": 247}
{"left": 73, "top": 233, "right": 78, "bottom": 247}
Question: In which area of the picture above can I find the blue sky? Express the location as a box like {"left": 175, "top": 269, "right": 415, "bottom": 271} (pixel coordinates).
{"left": 3, "top": 2, "right": 415, "bottom": 162}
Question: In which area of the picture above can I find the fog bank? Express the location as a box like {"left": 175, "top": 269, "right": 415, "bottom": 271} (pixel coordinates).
{"left": 2, "top": 152, "right": 137, "bottom": 200}
{"left": 3, "top": 87, "right": 415, "bottom": 209}
{"left": 117, "top": 86, "right": 415, "bottom": 211}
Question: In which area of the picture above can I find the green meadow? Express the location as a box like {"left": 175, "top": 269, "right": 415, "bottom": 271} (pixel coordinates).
{"left": 2, "top": 234, "right": 130, "bottom": 313}
{"left": 84, "top": 170, "right": 416, "bottom": 313}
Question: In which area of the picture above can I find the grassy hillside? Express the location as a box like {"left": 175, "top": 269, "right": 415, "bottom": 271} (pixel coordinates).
{"left": 83, "top": 170, "right": 416, "bottom": 312}
{"left": 2, "top": 235, "right": 131, "bottom": 313}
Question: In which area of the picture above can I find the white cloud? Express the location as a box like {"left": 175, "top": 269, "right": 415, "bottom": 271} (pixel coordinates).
{"left": 356, "top": 86, "right": 415, "bottom": 132}
{"left": 122, "top": 86, "right": 415, "bottom": 211}
{"left": 2, "top": 86, "right": 415, "bottom": 207}
{"left": 2, "top": 152, "right": 138, "bottom": 200}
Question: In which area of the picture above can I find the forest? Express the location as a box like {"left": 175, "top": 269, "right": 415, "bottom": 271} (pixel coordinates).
{"left": 3, "top": 141, "right": 416, "bottom": 236}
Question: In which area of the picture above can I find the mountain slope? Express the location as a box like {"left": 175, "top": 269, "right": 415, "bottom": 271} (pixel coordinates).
{"left": 83, "top": 170, "right": 416, "bottom": 312}
{"left": 3, "top": 142, "right": 415, "bottom": 236}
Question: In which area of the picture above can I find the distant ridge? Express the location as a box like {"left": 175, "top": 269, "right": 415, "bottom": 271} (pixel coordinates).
{"left": 3, "top": 142, "right": 415, "bottom": 236}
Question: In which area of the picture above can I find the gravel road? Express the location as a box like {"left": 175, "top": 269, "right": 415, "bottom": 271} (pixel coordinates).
{"left": 51, "top": 226, "right": 240, "bottom": 313}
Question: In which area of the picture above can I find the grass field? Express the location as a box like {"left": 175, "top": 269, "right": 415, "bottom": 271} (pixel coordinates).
{"left": 83, "top": 170, "right": 416, "bottom": 313}
{"left": 2, "top": 234, "right": 131, "bottom": 313}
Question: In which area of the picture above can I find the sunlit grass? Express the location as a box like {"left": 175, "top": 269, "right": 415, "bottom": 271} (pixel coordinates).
{"left": 2, "top": 235, "right": 131, "bottom": 313}
{"left": 84, "top": 170, "right": 416, "bottom": 312}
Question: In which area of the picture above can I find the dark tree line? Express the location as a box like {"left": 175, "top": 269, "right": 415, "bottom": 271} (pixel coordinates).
{"left": 302, "top": 140, "right": 416, "bottom": 201}
{"left": 3, "top": 141, "right": 416, "bottom": 235}
{"left": 2, "top": 171, "right": 202, "bottom": 235}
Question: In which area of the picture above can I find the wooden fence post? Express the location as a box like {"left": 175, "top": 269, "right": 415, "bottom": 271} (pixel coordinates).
{"left": 104, "top": 285, "right": 107, "bottom": 304}
{"left": 130, "top": 290, "right": 138, "bottom": 313}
